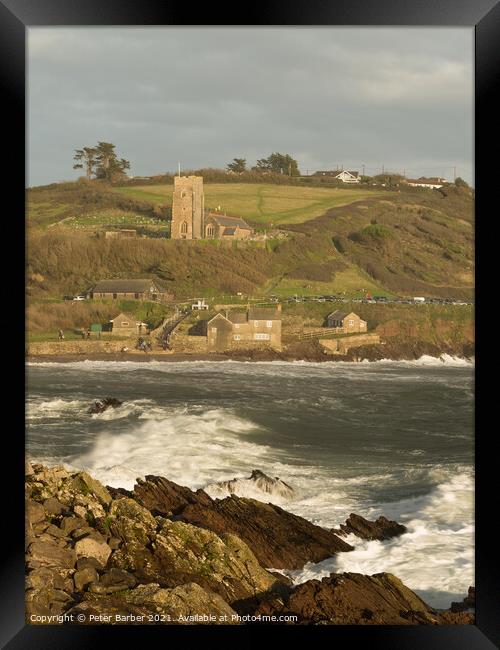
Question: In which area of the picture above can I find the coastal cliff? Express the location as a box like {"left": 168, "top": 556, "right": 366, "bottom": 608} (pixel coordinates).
{"left": 25, "top": 463, "right": 473, "bottom": 625}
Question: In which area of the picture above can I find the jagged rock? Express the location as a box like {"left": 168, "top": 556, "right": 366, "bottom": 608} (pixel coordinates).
{"left": 44, "top": 524, "right": 67, "bottom": 540}
{"left": 248, "top": 572, "right": 442, "bottom": 625}
{"left": 125, "top": 582, "right": 238, "bottom": 623}
{"left": 27, "top": 499, "right": 45, "bottom": 525}
{"left": 99, "top": 568, "right": 136, "bottom": 587}
{"left": 74, "top": 536, "right": 112, "bottom": 568}
{"left": 179, "top": 495, "right": 353, "bottom": 570}
{"left": 61, "top": 516, "right": 87, "bottom": 535}
{"left": 26, "top": 567, "right": 74, "bottom": 593}
{"left": 132, "top": 475, "right": 212, "bottom": 516}
{"left": 205, "top": 469, "right": 295, "bottom": 500}
{"left": 26, "top": 587, "right": 74, "bottom": 618}
{"left": 26, "top": 540, "right": 76, "bottom": 570}
{"left": 106, "top": 497, "right": 280, "bottom": 604}
{"left": 450, "top": 586, "right": 475, "bottom": 612}
{"left": 43, "top": 497, "right": 66, "bottom": 516}
{"left": 132, "top": 476, "right": 352, "bottom": 570}
{"left": 68, "top": 472, "right": 112, "bottom": 507}
{"left": 73, "top": 505, "right": 87, "bottom": 519}
{"left": 74, "top": 567, "right": 99, "bottom": 591}
{"left": 76, "top": 557, "right": 103, "bottom": 572}
{"left": 332, "top": 513, "right": 407, "bottom": 541}
{"left": 88, "top": 398, "right": 123, "bottom": 414}
{"left": 67, "top": 583, "right": 238, "bottom": 624}
{"left": 71, "top": 526, "right": 95, "bottom": 540}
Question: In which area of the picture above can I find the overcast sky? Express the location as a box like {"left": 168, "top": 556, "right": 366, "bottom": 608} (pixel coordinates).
{"left": 28, "top": 27, "right": 474, "bottom": 186}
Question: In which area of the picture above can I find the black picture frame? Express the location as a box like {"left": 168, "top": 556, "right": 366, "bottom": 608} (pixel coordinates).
{"left": 2, "top": 0, "right": 496, "bottom": 647}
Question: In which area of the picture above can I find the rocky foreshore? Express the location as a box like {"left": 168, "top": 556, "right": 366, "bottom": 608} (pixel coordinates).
{"left": 25, "top": 463, "right": 474, "bottom": 625}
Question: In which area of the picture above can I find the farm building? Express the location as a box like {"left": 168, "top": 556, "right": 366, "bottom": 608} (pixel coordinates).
{"left": 204, "top": 306, "right": 282, "bottom": 352}
{"left": 89, "top": 279, "right": 170, "bottom": 302}
{"left": 405, "top": 177, "right": 446, "bottom": 189}
{"left": 314, "top": 170, "right": 360, "bottom": 183}
{"left": 326, "top": 310, "right": 367, "bottom": 333}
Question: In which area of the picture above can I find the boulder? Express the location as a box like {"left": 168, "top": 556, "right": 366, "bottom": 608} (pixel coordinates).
{"left": 74, "top": 566, "right": 99, "bottom": 591}
{"left": 26, "top": 587, "right": 74, "bottom": 618}
{"left": 43, "top": 497, "right": 66, "bottom": 516}
{"left": 26, "top": 567, "right": 74, "bottom": 593}
{"left": 332, "top": 513, "right": 407, "bottom": 541}
{"left": 68, "top": 472, "right": 112, "bottom": 507}
{"left": 60, "top": 516, "right": 87, "bottom": 535}
{"left": 88, "top": 398, "right": 123, "bottom": 414}
{"left": 125, "top": 582, "right": 238, "bottom": 623}
{"left": 26, "top": 540, "right": 76, "bottom": 570}
{"left": 27, "top": 499, "right": 45, "bottom": 525}
{"left": 74, "top": 536, "right": 112, "bottom": 568}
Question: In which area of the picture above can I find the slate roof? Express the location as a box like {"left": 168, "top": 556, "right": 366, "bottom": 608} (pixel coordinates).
{"left": 248, "top": 307, "right": 281, "bottom": 321}
{"left": 92, "top": 279, "right": 162, "bottom": 293}
{"left": 227, "top": 312, "right": 248, "bottom": 324}
{"left": 206, "top": 213, "right": 252, "bottom": 229}
{"left": 327, "top": 310, "right": 349, "bottom": 321}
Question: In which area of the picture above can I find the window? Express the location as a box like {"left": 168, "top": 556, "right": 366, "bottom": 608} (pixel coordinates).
{"left": 253, "top": 320, "right": 259, "bottom": 327}
{"left": 206, "top": 224, "right": 215, "bottom": 238}
{"left": 348, "top": 320, "right": 354, "bottom": 326}
{"left": 254, "top": 333, "right": 270, "bottom": 340}
{"left": 121, "top": 321, "right": 129, "bottom": 326}
{"left": 135, "top": 293, "right": 139, "bottom": 299}
{"left": 113, "top": 294, "right": 117, "bottom": 299}
{"left": 181, "top": 190, "right": 186, "bottom": 198}
{"left": 234, "top": 323, "right": 240, "bottom": 329}
{"left": 180, "top": 221, "right": 188, "bottom": 235}
{"left": 266, "top": 320, "right": 273, "bottom": 328}
{"left": 211, "top": 327, "right": 217, "bottom": 333}
{"left": 233, "top": 335, "right": 241, "bottom": 341}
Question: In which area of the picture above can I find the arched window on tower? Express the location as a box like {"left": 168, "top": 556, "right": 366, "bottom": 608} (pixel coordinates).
{"left": 181, "top": 190, "right": 187, "bottom": 198}
{"left": 180, "top": 221, "right": 188, "bottom": 238}
{"left": 206, "top": 224, "right": 215, "bottom": 238}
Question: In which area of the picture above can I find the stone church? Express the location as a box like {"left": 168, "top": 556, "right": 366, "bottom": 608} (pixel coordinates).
{"left": 171, "top": 175, "right": 252, "bottom": 240}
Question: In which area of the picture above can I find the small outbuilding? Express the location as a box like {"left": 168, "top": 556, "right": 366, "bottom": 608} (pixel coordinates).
{"left": 109, "top": 312, "right": 148, "bottom": 337}
{"left": 326, "top": 310, "right": 367, "bottom": 333}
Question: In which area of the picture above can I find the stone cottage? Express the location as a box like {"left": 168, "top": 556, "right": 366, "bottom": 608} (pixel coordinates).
{"left": 205, "top": 306, "right": 282, "bottom": 352}
{"left": 326, "top": 310, "right": 367, "bottom": 333}
{"left": 108, "top": 312, "right": 148, "bottom": 337}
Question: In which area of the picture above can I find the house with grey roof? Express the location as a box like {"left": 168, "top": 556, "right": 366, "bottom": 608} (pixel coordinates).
{"left": 89, "top": 278, "right": 171, "bottom": 302}
{"left": 326, "top": 310, "right": 367, "bottom": 332}
{"left": 205, "top": 305, "right": 282, "bottom": 352}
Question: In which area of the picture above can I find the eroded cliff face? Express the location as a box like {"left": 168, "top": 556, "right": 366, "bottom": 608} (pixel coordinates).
{"left": 25, "top": 463, "right": 474, "bottom": 625}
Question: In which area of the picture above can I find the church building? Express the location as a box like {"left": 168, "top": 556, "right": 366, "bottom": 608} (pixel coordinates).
{"left": 171, "top": 175, "right": 252, "bottom": 240}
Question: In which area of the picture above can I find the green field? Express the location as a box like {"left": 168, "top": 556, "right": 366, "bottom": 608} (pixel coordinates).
{"left": 114, "top": 183, "right": 382, "bottom": 225}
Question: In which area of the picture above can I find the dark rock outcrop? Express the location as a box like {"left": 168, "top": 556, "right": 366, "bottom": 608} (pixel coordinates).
{"left": 244, "top": 573, "right": 442, "bottom": 625}
{"left": 332, "top": 513, "right": 407, "bottom": 541}
{"left": 25, "top": 463, "right": 471, "bottom": 626}
{"left": 88, "top": 398, "right": 123, "bottom": 414}
{"left": 131, "top": 475, "right": 352, "bottom": 570}
{"left": 450, "top": 586, "right": 475, "bottom": 612}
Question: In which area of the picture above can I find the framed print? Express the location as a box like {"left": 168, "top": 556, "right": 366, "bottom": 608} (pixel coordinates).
{"left": 1, "top": 0, "right": 497, "bottom": 647}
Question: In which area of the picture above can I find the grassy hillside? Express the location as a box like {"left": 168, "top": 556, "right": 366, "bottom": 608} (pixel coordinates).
{"left": 26, "top": 179, "right": 474, "bottom": 305}
{"left": 113, "top": 182, "right": 383, "bottom": 226}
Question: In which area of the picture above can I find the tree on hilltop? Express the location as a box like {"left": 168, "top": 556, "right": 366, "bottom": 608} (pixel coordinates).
{"left": 73, "top": 142, "right": 131, "bottom": 182}
{"left": 73, "top": 147, "right": 98, "bottom": 180}
{"left": 226, "top": 158, "right": 247, "bottom": 173}
{"left": 254, "top": 152, "right": 300, "bottom": 176}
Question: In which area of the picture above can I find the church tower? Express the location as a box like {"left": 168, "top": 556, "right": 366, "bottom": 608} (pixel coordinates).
{"left": 171, "top": 175, "right": 205, "bottom": 239}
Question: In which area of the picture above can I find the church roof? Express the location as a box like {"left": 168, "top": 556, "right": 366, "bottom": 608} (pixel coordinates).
{"left": 206, "top": 213, "right": 251, "bottom": 229}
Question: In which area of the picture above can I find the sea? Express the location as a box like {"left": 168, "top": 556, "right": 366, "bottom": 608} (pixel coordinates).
{"left": 26, "top": 355, "right": 474, "bottom": 609}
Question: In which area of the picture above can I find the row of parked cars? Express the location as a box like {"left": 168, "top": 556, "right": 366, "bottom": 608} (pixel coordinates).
{"left": 270, "top": 294, "right": 473, "bottom": 306}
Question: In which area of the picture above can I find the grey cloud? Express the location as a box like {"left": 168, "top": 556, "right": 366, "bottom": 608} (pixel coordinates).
{"left": 28, "top": 27, "right": 473, "bottom": 185}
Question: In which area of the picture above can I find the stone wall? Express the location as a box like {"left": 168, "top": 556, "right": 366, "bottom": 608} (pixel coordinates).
{"left": 320, "top": 333, "right": 380, "bottom": 355}
{"left": 169, "top": 332, "right": 208, "bottom": 354}
{"left": 27, "top": 340, "right": 134, "bottom": 356}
